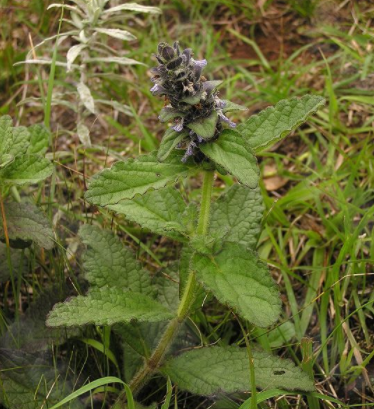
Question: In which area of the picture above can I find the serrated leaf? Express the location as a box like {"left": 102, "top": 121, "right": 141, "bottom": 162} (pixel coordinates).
{"left": 66, "top": 43, "right": 86, "bottom": 71}
{"left": 236, "top": 95, "right": 325, "bottom": 152}
{"left": 0, "top": 243, "right": 25, "bottom": 283}
{"left": 79, "top": 225, "right": 153, "bottom": 296}
{"left": 107, "top": 187, "right": 187, "bottom": 241}
{"left": 95, "top": 28, "right": 137, "bottom": 41}
{"left": 158, "top": 128, "right": 188, "bottom": 162}
{"left": 0, "top": 349, "right": 84, "bottom": 409}
{"left": 0, "top": 116, "right": 30, "bottom": 159}
{"left": 85, "top": 151, "right": 190, "bottom": 206}
{"left": 210, "top": 185, "right": 264, "bottom": 249}
{"left": 0, "top": 155, "right": 53, "bottom": 185}
{"left": 77, "top": 82, "right": 95, "bottom": 114}
{"left": 193, "top": 242, "right": 281, "bottom": 327}
{"left": 27, "top": 123, "right": 50, "bottom": 155}
{"left": 222, "top": 100, "right": 248, "bottom": 113}
{"left": 46, "top": 287, "right": 173, "bottom": 327}
{"left": 200, "top": 129, "right": 259, "bottom": 189}
{"left": 187, "top": 111, "right": 218, "bottom": 140}
{"left": 0, "top": 202, "right": 54, "bottom": 249}
{"left": 103, "top": 3, "right": 162, "bottom": 14}
{"left": 162, "top": 346, "right": 315, "bottom": 395}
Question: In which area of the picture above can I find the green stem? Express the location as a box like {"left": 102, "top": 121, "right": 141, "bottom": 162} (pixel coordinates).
{"left": 114, "top": 171, "right": 215, "bottom": 405}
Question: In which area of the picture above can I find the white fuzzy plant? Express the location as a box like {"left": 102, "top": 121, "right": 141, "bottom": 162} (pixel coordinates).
{"left": 21, "top": 0, "right": 161, "bottom": 146}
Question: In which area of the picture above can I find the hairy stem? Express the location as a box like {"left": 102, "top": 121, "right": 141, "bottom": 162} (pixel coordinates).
{"left": 115, "top": 170, "right": 215, "bottom": 406}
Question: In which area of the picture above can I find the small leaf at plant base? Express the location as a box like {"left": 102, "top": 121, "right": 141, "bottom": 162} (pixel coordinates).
{"left": 200, "top": 129, "right": 259, "bottom": 189}
{"left": 77, "top": 82, "right": 95, "bottom": 114}
{"left": 158, "top": 128, "right": 188, "bottom": 162}
{"left": 162, "top": 346, "right": 315, "bottom": 395}
{"left": 0, "top": 202, "right": 54, "bottom": 250}
{"left": 107, "top": 187, "right": 187, "bottom": 241}
{"left": 79, "top": 225, "right": 153, "bottom": 296}
{"left": 46, "top": 287, "right": 173, "bottom": 327}
{"left": 0, "top": 243, "right": 25, "bottom": 283}
{"left": 27, "top": 123, "right": 50, "bottom": 155}
{"left": 210, "top": 184, "right": 264, "bottom": 249}
{"left": 236, "top": 95, "right": 325, "bottom": 152}
{"left": 85, "top": 151, "right": 191, "bottom": 206}
{"left": 0, "top": 155, "right": 54, "bottom": 185}
{"left": 187, "top": 111, "right": 218, "bottom": 140}
{"left": 193, "top": 242, "right": 281, "bottom": 327}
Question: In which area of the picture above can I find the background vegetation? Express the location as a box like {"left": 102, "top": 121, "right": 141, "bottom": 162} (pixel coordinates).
{"left": 0, "top": 0, "right": 373, "bottom": 408}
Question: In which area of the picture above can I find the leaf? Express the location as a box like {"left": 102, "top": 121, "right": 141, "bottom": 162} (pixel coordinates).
{"left": 0, "top": 349, "right": 84, "bottom": 409}
{"left": 0, "top": 155, "right": 53, "bottom": 185}
{"left": 221, "top": 100, "right": 248, "bottom": 113}
{"left": 0, "top": 202, "right": 54, "bottom": 249}
{"left": 158, "top": 107, "right": 184, "bottom": 123}
{"left": 79, "top": 225, "right": 153, "bottom": 296}
{"left": 77, "top": 123, "right": 91, "bottom": 147}
{"left": 187, "top": 111, "right": 218, "bottom": 140}
{"left": 158, "top": 128, "right": 188, "bottom": 162}
{"left": 77, "top": 82, "right": 95, "bottom": 114}
{"left": 209, "top": 185, "right": 264, "bottom": 249}
{"left": 27, "top": 123, "right": 50, "bottom": 155}
{"left": 107, "top": 187, "right": 187, "bottom": 241}
{"left": 66, "top": 43, "right": 86, "bottom": 71}
{"left": 46, "top": 287, "right": 173, "bottom": 327}
{"left": 236, "top": 95, "right": 325, "bottom": 152}
{"left": 267, "top": 322, "right": 296, "bottom": 348}
{"left": 0, "top": 243, "right": 25, "bottom": 283}
{"left": 0, "top": 116, "right": 30, "bottom": 159}
{"left": 85, "top": 151, "right": 190, "bottom": 206}
{"left": 192, "top": 242, "right": 281, "bottom": 327}
{"left": 162, "top": 346, "right": 315, "bottom": 395}
{"left": 95, "top": 28, "right": 137, "bottom": 41}
{"left": 200, "top": 129, "right": 259, "bottom": 189}
{"left": 103, "top": 3, "right": 162, "bottom": 15}
{"left": 86, "top": 56, "right": 145, "bottom": 66}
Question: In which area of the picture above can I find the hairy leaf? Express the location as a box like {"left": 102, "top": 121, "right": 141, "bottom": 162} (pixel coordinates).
{"left": 193, "top": 243, "right": 281, "bottom": 327}
{"left": 95, "top": 28, "right": 137, "bottom": 41}
{"left": 236, "top": 95, "right": 325, "bottom": 152}
{"left": 77, "top": 82, "right": 95, "bottom": 114}
{"left": 27, "top": 124, "right": 50, "bottom": 155}
{"left": 0, "top": 349, "right": 84, "bottom": 409}
{"left": 79, "top": 225, "right": 153, "bottom": 296}
{"left": 107, "top": 187, "right": 187, "bottom": 241}
{"left": 66, "top": 43, "right": 86, "bottom": 71}
{"left": 200, "top": 129, "right": 259, "bottom": 188}
{"left": 103, "top": 3, "right": 162, "bottom": 14}
{"left": 158, "top": 128, "right": 188, "bottom": 162}
{"left": 0, "top": 116, "right": 30, "bottom": 159}
{"left": 162, "top": 346, "right": 315, "bottom": 395}
{"left": 210, "top": 185, "right": 264, "bottom": 249}
{"left": 0, "top": 202, "right": 54, "bottom": 249}
{"left": 46, "top": 287, "right": 173, "bottom": 327}
{"left": 0, "top": 155, "right": 53, "bottom": 185}
{"left": 85, "top": 151, "right": 190, "bottom": 206}
{"left": 187, "top": 111, "right": 218, "bottom": 140}
{"left": 0, "top": 243, "right": 25, "bottom": 283}
{"left": 221, "top": 100, "right": 248, "bottom": 113}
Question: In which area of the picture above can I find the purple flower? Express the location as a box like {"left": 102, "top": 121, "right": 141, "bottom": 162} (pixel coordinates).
{"left": 193, "top": 59, "right": 207, "bottom": 68}
{"left": 218, "top": 112, "right": 236, "bottom": 128}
